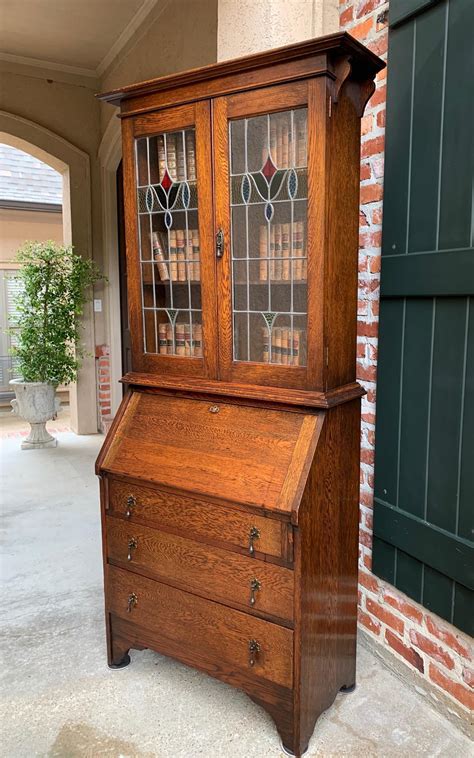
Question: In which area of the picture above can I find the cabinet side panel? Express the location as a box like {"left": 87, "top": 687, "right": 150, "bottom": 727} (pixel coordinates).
{"left": 295, "top": 399, "right": 360, "bottom": 748}
{"left": 325, "top": 87, "right": 362, "bottom": 389}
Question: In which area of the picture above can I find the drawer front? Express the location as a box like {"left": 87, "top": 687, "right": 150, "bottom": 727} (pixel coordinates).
{"left": 106, "top": 517, "right": 294, "bottom": 621}
{"left": 107, "top": 478, "right": 288, "bottom": 560}
{"left": 107, "top": 565, "right": 293, "bottom": 688}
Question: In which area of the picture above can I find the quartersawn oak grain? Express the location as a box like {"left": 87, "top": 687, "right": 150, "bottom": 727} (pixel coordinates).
{"left": 96, "top": 33, "right": 383, "bottom": 758}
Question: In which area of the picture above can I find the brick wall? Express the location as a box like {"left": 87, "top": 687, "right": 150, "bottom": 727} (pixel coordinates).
{"left": 95, "top": 344, "right": 112, "bottom": 433}
{"left": 339, "top": 0, "right": 473, "bottom": 723}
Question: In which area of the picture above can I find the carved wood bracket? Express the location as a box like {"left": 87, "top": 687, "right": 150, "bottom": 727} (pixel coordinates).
{"left": 331, "top": 54, "right": 377, "bottom": 117}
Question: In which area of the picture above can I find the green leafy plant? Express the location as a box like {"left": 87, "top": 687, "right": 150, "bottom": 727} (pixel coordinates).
{"left": 10, "top": 241, "right": 104, "bottom": 385}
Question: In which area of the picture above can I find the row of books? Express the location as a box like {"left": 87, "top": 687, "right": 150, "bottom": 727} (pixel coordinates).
{"left": 262, "top": 327, "right": 305, "bottom": 366}
{"left": 152, "top": 230, "right": 201, "bottom": 282}
{"left": 158, "top": 322, "right": 203, "bottom": 356}
{"left": 260, "top": 114, "right": 307, "bottom": 168}
{"left": 157, "top": 131, "right": 196, "bottom": 182}
{"left": 258, "top": 222, "right": 307, "bottom": 281}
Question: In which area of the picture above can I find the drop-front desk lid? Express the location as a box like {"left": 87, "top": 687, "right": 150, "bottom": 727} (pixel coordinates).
{"left": 99, "top": 391, "right": 324, "bottom": 518}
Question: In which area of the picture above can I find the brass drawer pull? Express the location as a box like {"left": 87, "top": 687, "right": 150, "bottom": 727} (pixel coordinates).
{"left": 125, "top": 495, "right": 136, "bottom": 518}
{"left": 127, "top": 592, "right": 138, "bottom": 613}
{"left": 248, "top": 639, "right": 260, "bottom": 667}
{"left": 249, "top": 578, "right": 261, "bottom": 606}
{"left": 127, "top": 537, "right": 138, "bottom": 561}
{"left": 248, "top": 526, "right": 260, "bottom": 555}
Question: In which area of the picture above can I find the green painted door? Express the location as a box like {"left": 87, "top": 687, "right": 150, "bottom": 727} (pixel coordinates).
{"left": 373, "top": 0, "right": 474, "bottom": 636}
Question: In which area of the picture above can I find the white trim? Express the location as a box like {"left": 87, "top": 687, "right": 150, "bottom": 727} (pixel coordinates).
{"left": 0, "top": 52, "right": 97, "bottom": 79}
{"left": 96, "top": 0, "right": 160, "bottom": 77}
{"left": 98, "top": 117, "right": 123, "bottom": 416}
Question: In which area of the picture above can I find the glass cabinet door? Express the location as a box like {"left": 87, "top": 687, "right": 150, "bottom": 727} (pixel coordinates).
{"left": 214, "top": 83, "right": 313, "bottom": 388}
{"left": 124, "top": 102, "right": 217, "bottom": 377}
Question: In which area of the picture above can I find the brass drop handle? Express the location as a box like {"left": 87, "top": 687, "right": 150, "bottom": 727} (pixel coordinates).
{"left": 127, "top": 592, "right": 138, "bottom": 613}
{"left": 248, "top": 526, "right": 260, "bottom": 555}
{"left": 248, "top": 639, "right": 260, "bottom": 667}
{"left": 125, "top": 495, "right": 136, "bottom": 518}
{"left": 127, "top": 537, "right": 138, "bottom": 561}
{"left": 249, "top": 578, "right": 261, "bottom": 606}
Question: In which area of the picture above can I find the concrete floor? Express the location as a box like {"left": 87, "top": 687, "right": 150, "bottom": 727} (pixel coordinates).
{"left": 1, "top": 420, "right": 472, "bottom": 757}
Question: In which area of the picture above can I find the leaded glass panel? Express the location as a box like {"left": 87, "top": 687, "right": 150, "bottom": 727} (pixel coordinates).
{"left": 229, "top": 108, "right": 308, "bottom": 365}
{"left": 135, "top": 129, "right": 203, "bottom": 357}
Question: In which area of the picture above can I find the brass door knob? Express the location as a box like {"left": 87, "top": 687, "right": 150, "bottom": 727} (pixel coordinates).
{"left": 248, "top": 639, "right": 260, "bottom": 667}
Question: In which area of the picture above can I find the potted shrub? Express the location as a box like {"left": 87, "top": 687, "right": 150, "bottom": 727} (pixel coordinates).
{"left": 9, "top": 241, "right": 103, "bottom": 449}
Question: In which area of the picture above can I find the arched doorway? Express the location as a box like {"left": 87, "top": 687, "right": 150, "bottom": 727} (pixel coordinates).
{"left": 0, "top": 111, "right": 97, "bottom": 434}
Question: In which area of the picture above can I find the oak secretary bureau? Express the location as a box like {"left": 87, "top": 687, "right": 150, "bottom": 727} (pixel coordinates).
{"left": 97, "top": 33, "right": 384, "bottom": 757}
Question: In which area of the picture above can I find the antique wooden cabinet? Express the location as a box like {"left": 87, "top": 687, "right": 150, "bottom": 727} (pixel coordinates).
{"left": 97, "top": 33, "right": 383, "bottom": 756}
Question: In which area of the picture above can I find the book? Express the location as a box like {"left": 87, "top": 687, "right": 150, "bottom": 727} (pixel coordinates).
{"left": 293, "top": 221, "right": 304, "bottom": 281}
{"left": 158, "top": 322, "right": 168, "bottom": 354}
{"left": 193, "top": 323, "right": 203, "bottom": 357}
{"left": 167, "top": 134, "right": 177, "bottom": 180}
{"left": 168, "top": 230, "right": 178, "bottom": 281}
{"left": 184, "top": 323, "right": 192, "bottom": 356}
{"left": 282, "top": 223, "right": 290, "bottom": 281}
{"left": 186, "top": 131, "right": 196, "bottom": 181}
{"left": 281, "top": 328, "right": 289, "bottom": 365}
{"left": 157, "top": 135, "right": 166, "bottom": 180}
{"left": 152, "top": 231, "right": 170, "bottom": 281}
{"left": 297, "top": 114, "right": 307, "bottom": 166}
{"left": 274, "top": 224, "right": 282, "bottom": 281}
{"left": 175, "top": 322, "right": 185, "bottom": 355}
{"left": 259, "top": 225, "right": 268, "bottom": 282}
{"left": 262, "top": 326, "right": 270, "bottom": 363}
{"left": 177, "top": 134, "right": 186, "bottom": 181}
{"left": 269, "top": 225, "right": 276, "bottom": 281}
{"left": 273, "top": 327, "right": 282, "bottom": 364}
{"left": 176, "top": 229, "right": 186, "bottom": 281}
{"left": 282, "top": 120, "right": 289, "bottom": 168}
{"left": 166, "top": 323, "right": 173, "bottom": 353}
{"left": 192, "top": 229, "right": 201, "bottom": 281}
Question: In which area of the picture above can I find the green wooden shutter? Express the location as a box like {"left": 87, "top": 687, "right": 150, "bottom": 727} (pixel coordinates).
{"left": 373, "top": 0, "right": 474, "bottom": 636}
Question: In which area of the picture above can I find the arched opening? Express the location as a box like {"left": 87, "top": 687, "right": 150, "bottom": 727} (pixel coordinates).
{"left": 0, "top": 111, "right": 97, "bottom": 434}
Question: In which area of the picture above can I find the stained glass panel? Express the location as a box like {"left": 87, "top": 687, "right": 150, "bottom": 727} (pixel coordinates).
{"left": 229, "top": 108, "right": 308, "bottom": 365}
{"left": 135, "top": 128, "right": 203, "bottom": 357}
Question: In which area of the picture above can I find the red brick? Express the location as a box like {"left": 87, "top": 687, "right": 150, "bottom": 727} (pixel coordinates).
{"left": 362, "top": 411, "right": 376, "bottom": 425}
{"left": 350, "top": 17, "right": 374, "bottom": 40}
{"left": 359, "top": 210, "right": 369, "bottom": 227}
{"left": 359, "top": 570, "right": 379, "bottom": 594}
{"left": 360, "top": 230, "right": 382, "bottom": 248}
{"left": 360, "top": 490, "right": 374, "bottom": 507}
{"left": 368, "top": 255, "right": 381, "bottom": 273}
{"left": 429, "top": 663, "right": 474, "bottom": 709}
{"left": 376, "top": 109, "right": 386, "bottom": 128}
{"left": 360, "top": 447, "right": 375, "bottom": 465}
{"left": 361, "top": 114, "right": 372, "bottom": 136}
{"left": 369, "top": 85, "right": 387, "bottom": 108}
{"left": 359, "top": 528, "right": 372, "bottom": 548}
{"left": 358, "top": 608, "right": 381, "bottom": 635}
{"left": 462, "top": 667, "right": 473, "bottom": 688}
{"left": 424, "top": 616, "right": 472, "bottom": 660}
{"left": 409, "top": 630, "right": 455, "bottom": 670}
{"left": 364, "top": 510, "right": 373, "bottom": 529}
{"left": 372, "top": 207, "right": 383, "bottom": 225}
{"left": 383, "top": 592, "right": 423, "bottom": 624}
{"left": 360, "top": 163, "right": 371, "bottom": 181}
{"left": 385, "top": 629, "right": 424, "bottom": 673}
{"left": 358, "top": 320, "right": 378, "bottom": 337}
{"left": 366, "top": 597, "right": 404, "bottom": 634}
{"left": 356, "top": 0, "right": 381, "bottom": 17}
{"left": 99, "top": 384, "right": 111, "bottom": 391}
{"left": 340, "top": 5, "right": 353, "bottom": 24}
{"left": 368, "top": 33, "right": 388, "bottom": 58}
{"left": 361, "top": 135, "right": 385, "bottom": 158}
{"left": 357, "top": 362, "right": 377, "bottom": 382}
{"left": 360, "top": 182, "right": 384, "bottom": 204}
{"left": 362, "top": 552, "right": 372, "bottom": 570}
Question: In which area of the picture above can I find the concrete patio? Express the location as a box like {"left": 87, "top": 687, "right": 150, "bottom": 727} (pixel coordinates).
{"left": 1, "top": 418, "right": 471, "bottom": 757}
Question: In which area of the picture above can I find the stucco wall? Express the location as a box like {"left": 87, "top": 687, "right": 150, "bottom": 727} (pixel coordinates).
{"left": 0, "top": 208, "right": 63, "bottom": 265}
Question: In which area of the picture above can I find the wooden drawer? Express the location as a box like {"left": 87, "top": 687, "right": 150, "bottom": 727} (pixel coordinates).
{"left": 107, "top": 478, "right": 290, "bottom": 561}
{"left": 106, "top": 517, "right": 294, "bottom": 622}
{"left": 106, "top": 565, "right": 293, "bottom": 688}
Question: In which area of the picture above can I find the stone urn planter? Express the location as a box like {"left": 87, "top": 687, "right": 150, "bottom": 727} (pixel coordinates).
{"left": 10, "top": 379, "right": 61, "bottom": 450}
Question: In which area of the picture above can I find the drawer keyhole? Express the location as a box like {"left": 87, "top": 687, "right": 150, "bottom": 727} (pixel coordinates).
{"left": 127, "top": 592, "right": 138, "bottom": 613}
{"left": 248, "top": 639, "right": 260, "bottom": 667}
{"left": 249, "top": 578, "right": 261, "bottom": 606}
{"left": 125, "top": 495, "right": 136, "bottom": 519}
{"left": 127, "top": 537, "right": 138, "bottom": 561}
{"left": 248, "top": 526, "right": 260, "bottom": 555}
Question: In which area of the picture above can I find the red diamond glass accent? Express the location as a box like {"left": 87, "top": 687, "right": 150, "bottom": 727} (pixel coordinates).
{"left": 161, "top": 169, "right": 173, "bottom": 192}
{"left": 262, "top": 155, "right": 277, "bottom": 182}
